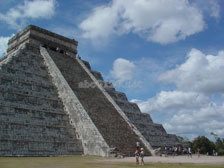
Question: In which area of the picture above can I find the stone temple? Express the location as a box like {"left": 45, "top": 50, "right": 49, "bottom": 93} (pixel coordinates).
{"left": 0, "top": 25, "right": 179, "bottom": 156}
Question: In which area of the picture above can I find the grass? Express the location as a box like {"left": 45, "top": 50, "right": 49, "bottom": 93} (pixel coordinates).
{"left": 0, "top": 156, "right": 223, "bottom": 168}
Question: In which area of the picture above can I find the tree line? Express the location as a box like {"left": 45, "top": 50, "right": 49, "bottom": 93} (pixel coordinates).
{"left": 189, "top": 136, "right": 224, "bottom": 156}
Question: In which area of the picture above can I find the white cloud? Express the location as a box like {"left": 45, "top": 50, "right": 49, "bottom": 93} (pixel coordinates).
{"left": 133, "top": 91, "right": 209, "bottom": 113}
{"left": 80, "top": 0, "right": 205, "bottom": 44}
{"left": 208, "top": 0, "right": 220, "bottom": 19}
{"left": 0, "top": 36, "right": 11, "bottom": 57}
{"left": 132, "top": 48, "right": 224, "bottom": 138}
{"left": 79, "top": 4, "right": 118, "bottom": 41}
{"left": 193, "top": 0, "right": 221, "bottom": 19}
{"left": 164, "top": 103, "right": 224, "bottom": 137}
{"left": 159, "top": 48, "right": 224, "bottom": 94}
{"left": 133, "top": 90, "right": 224, "bottom": 138}
{"left": 0, "top": 0, "right": 56, "bottom": 29}
{"left": 110, "top": 58, "right": 136, "bottom": 82}
{"left": 107, "top": 57, "right": 165, "bottom": 91}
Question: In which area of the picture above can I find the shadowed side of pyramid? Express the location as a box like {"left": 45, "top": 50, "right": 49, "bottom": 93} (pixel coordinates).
{"left": 106, "top": 89, "right": 180, "bottom": 148}
{"left": 76, "top": 60, "right": 180, "bottom": 149}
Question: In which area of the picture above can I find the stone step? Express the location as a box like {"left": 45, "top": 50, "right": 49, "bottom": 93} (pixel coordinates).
{"left": 0, "top": 46, "right": 83, "bottom": 156}
{"left": 48, "top": 49, "right": 152, "bottom": 156}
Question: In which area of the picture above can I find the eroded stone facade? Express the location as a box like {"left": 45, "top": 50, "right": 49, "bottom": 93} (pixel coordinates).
{"left": 0, "top": 25, "right": 179, "bottom": 156}
{"left": 85, "top": 60, "right": 180, "bottom": 149}
{"left": 0, "top": 44, "right": 82, "bottom": 156}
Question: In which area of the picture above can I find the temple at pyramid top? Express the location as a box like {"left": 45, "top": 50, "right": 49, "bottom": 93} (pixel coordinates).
{"left": 7, "top": 25, "right": 78, "bottom": 56}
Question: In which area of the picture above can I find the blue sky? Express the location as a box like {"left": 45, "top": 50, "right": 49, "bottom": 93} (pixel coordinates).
{"left": 0, "top": 0, "right": 224, "bottom": 140}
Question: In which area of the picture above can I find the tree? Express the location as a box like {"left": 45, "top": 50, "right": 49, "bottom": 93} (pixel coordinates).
{"left": 215, "top": 138, "right": 224, "bottom": 155}
{"left": 192, "top": 136, "right": 215, "bottom": 155}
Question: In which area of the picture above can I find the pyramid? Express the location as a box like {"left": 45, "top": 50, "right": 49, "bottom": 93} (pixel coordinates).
{"left": 0, "top": 25, "right": 179, "bottom": 156}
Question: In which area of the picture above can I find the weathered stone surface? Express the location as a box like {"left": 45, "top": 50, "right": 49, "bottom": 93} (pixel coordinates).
{"left": 0, "top": 44, "right": 83, "bottom": 156}
{"left": 91, "top": 70, "right": 180, "bottom": 148}
{"left": 47, "top": 49, "right": 153, "bottom": 156}
{"left": 40, "top": 46, "right": 110, "bottom": 157}
{"left": 105, "top": 87, "right": 179, "bottom": 148}
{"left": 0, "top": 25, "right": 180, "bottom": 157}
{"left": 7, "top": 25, "right": 77, "bottom": 57}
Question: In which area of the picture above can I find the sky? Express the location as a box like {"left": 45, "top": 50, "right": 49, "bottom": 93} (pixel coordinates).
{"left": 0, "top": 0, "right": 224, "bottom": 140}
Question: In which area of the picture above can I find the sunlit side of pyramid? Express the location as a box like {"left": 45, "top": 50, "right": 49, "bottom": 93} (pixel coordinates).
{"left": 0, "top": 25, "right": 179, "bottom": 156}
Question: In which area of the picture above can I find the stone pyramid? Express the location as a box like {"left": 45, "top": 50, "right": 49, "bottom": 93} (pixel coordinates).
{"left": 0, "top": 25, "right": 179, "bottom": 156}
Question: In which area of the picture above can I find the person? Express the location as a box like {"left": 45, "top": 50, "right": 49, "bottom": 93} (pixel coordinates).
{"left": 178, "top": 146, "right": 181, "bottom": 155}
{"left": 135, "top": 149, "right": 140, "bottom": 165}
{"left": 197, "top": 148, "right": 200, "bottom": 158}
{"left": 173, "top": 146, "right": 177, "bottom": 157}
{"left": 164, "top": 146, "right": 168, "bottom": 157}
{"left": 140, "top": 148, "right": 145, "bottom": 165}
{"left": 188, "top": 147, "right": 192, "bottom": 158}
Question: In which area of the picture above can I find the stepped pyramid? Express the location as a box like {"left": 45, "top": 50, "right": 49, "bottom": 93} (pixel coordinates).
{"left": 0, "top": 25, "right": 179, "bottom": 156}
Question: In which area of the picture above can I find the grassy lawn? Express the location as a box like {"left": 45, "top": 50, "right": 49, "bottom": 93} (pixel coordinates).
{"left": 0, "top": 156, "right": 223, "bottom": 168}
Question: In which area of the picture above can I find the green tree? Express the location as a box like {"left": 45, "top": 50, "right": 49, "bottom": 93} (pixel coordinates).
{"left": 192, "top": 136, "right": 215, "bottom": 155}
{"left": 215, "top": 138, "right": 224, "bottom": 155}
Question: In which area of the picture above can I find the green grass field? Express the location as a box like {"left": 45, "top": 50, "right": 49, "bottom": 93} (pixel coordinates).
{"left": 0, "top": 156, "right": 223, "bottom": 168}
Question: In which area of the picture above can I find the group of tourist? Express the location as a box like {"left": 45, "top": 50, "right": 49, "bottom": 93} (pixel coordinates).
{"left": 134, "top": 142, "right": 145, "bottom": 165}
{"left": 133, "top": 143, "right": 194, "bottom": 165}
{"left": 163, "top": 146, "right": 193, "bottom": 157}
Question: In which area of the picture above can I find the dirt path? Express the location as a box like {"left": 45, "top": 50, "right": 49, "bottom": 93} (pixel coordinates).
{"left": 104, "top": 155, "right": 224, "bottom": 165}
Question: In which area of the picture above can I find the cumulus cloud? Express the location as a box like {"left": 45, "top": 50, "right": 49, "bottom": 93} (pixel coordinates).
{"left": 132, "top": 91, "right": 209, "bottom": 113}
{"left": 132, "top": 48, "right": 224, "bottom": 138}
{"left": 107, "top": 57, "right": 164, "bottom": 91}
{"left": 193, "top": 0, "right": 221, "bottom": 19}
{"left": 159, "top": 48, "right": 224, "bottom": 94}
{"left": 134, "top": 90, "right": 224, "bottom": 138}
{"left": 80, "top": 0, "right": 205, "bottom": 44}
{"left": 0, "top": 36, "right": 11, "bottom": 57}
{"left": 0, "top": 0, "right": 56, "bottom": 29}
{"left": 208, "top": 0, "right": 221, "bottom": 18}
{"left": 164, "top": 103, "right": 224, "bottom": 137}
{"left": 110, "top": 58, "right": 136, "bottom": 82}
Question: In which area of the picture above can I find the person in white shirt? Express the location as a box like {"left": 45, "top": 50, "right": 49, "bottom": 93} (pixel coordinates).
{"left": 188, "top": 147, "right": 192, "bottom": 158}
{"left": 140, "top": 148, "right": 145, "bottom": 165}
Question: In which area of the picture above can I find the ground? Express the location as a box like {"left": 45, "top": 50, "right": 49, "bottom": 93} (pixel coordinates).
{"left": 0, "top": 155, "right": 223, "bottom": 168}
